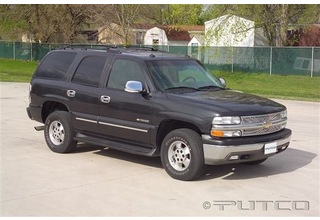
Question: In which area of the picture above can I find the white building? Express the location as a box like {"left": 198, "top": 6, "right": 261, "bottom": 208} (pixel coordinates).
{"left": 204, "top": 14, "right": 268, "bottom": 47}
{"left": 144, "top": 27, "right": 168, "bottom": 46}
{"left": 144, "top": 26, "right": 194, "bottom": 47}
{"left": 203, "top": 15, "right": 268, "bottom": 66}
{"left": 188, "top": 36, "right": 205, "bottom": 60}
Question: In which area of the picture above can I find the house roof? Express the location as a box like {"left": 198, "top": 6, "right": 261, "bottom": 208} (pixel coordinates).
{"left": 141, "top": 25, "right": 193, "bottom": 42}
{"left": 189, "top": 35, "right": 205, "bottom": 45}
{"left": 161, "top": 26, "right": 191, "bottom": 41}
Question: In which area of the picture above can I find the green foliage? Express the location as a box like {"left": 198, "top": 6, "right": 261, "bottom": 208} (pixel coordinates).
{"left": 163, "top": 4, "right": 203, "bottom": 25}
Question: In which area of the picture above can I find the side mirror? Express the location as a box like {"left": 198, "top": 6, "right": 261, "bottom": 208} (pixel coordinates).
{"left": 125, "top": 81, "right": 145, "bottom": 94}
{"left": 219, "top": 78, "right": 226, "bottom": 88}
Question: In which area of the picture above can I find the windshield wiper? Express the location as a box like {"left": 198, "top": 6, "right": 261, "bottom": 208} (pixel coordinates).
{"left": 198, "top": 85, "right": 224, "bottom": 90}
{"left": 165, "top": 86, "right": 200, "bottom": 92}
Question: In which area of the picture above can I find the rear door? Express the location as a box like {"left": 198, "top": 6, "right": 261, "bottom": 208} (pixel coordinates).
{"left": 68, "top": 53, "right": 109, "bottom": 135}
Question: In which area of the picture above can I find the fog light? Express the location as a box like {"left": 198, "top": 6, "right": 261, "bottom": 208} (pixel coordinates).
{"left": 229, "top": 155, "right": 239, "bottom": 160}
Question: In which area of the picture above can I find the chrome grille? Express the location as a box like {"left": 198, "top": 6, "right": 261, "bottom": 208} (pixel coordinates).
{"left": 241, "top": 112, "right": 282, "bottom": 124}
{"left": 211, "top": 111, "right": 287, "bottom": 138}
{"left": 242, "top": 123, "right": 284, "bottom": 136}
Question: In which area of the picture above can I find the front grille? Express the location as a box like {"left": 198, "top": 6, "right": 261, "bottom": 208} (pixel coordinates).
{"left": 242, "top": 123, "right": 284, "bottom": 136}
{"left": 241, "top": 112, "right": 282, "bottom": 124}
{"left": 211, "top": 111, "right": 287, "bottom": 138}
{"left": 240, "top": 112, "right": 286, "bottom": 136}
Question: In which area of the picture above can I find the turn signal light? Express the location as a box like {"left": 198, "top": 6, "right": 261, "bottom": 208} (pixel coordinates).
{"left": 211, "top": 130, "right": 224, "bottom": 137}
{"left": 211, "top": 130, "right": 242, "bottom": 137}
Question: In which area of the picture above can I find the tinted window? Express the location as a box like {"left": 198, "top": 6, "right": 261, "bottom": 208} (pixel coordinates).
{"left": 35, "top": 52, "right": 76, "bottom": 79}
{"left": 146, "top": 59, "right": 223, "bottom": 91}
{"left": 107, "top": 59, "right": 145, "bottom": 90}
{"left": 72, "top": 56, "right": 107, "bottom": 87}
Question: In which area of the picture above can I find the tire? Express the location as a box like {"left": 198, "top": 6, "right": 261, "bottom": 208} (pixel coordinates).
{"left": 243, "top": 158, "right": 267, "bottom": 165}
{"left": 44, "top": 111, "right": 77, "bottom": 153}
{"left": 160, "top": 128, "right": 204, "bottom": 181}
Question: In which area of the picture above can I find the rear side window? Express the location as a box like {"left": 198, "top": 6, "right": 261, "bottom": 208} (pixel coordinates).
{"left": 35, "top": 52, "right": 76, "bottom": 79}
{"left": 72, "top": 56, "right": 107, "bottom": 87}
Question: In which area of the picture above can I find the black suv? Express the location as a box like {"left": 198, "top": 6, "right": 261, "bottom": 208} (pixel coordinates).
{"left": 27, "top": 46, "right": 292, "bottom": 180}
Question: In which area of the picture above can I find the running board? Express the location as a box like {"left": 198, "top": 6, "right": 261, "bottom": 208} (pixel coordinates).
{"left": 34, "top": 126, "right": 45, "bottom": 131}
{"left": 74, "top": 133, "right": 157, "bottom": 156}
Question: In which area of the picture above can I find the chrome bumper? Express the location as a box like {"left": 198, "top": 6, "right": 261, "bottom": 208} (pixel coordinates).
{"left": 202, "top": 135, "right": 291, "bottom": 165}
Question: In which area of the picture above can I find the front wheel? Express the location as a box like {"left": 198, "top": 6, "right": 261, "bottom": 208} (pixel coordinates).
{"left": 44, "top": 111, "right": 77, "bottom": 153}
{"left": 161, "top": 129, "right": 204, "bottom": 181}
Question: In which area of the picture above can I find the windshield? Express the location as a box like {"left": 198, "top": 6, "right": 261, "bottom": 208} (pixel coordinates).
{"left": 146, "top": 59, "right": 223, "bottom": 92}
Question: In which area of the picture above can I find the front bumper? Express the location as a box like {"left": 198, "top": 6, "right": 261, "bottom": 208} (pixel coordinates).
{"left": 202, "top": 129, "right": 292, "bottom": 165}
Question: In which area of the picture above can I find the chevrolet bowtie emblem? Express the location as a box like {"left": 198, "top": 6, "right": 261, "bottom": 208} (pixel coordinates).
{"left": 263, "top": 121, "right": 273, "bottom": 129}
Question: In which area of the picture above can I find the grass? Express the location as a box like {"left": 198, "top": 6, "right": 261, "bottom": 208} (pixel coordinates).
{"left": 215, "top": 71, "right": 320, "bottom": 102}
{"left": 0, "top": 58, "right": 319, "bottom": 102}
{"left": 0, "top": 58, "right": 38, "bottom": 82}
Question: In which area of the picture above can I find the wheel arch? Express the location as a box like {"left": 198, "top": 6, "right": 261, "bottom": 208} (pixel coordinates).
{"left": 42, "top": 101, "right": 69, "bottom": 123}
{"left": 156, "top": 119, "right": 202, "bottom": 150}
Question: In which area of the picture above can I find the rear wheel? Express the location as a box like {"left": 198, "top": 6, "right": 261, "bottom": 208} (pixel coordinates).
{"left": 44, "top": 111, "right": 77, "bottom": 153}
{"left": 161, "top": 129, "right": 204, "bottom": 181}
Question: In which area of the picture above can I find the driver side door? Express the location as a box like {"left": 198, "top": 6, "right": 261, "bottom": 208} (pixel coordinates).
{"left": 97, "top": 57, "right": 154, "bottom": 148}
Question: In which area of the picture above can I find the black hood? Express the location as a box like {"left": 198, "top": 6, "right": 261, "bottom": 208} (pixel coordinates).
{"left": 166, "top": 89, "right": 286, "bottom": 116}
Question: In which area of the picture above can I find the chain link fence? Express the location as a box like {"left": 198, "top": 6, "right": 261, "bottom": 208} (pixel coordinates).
{"left": 1, "top": 40, "right": 319, "bottom": 77}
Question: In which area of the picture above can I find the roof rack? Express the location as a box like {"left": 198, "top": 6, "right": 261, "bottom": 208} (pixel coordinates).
{"left": 127, "top": 45, "right": 158, "bottom": 51}
{"left": 56, "top": 44, "right": 123, "bottom": 53}
{"left": 55, "top": 44, "right": 167, "bottom": 54}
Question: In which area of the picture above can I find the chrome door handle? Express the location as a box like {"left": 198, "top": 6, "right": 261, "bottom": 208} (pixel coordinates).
{"left": 100, "top": 95, "right": 110, "bottom": 103}
{"left": 67, "top": 90, "right": 76, "bottom": 97}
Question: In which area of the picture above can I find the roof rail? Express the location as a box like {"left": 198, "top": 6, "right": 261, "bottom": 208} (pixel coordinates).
{"left": 55, "top": 44, "right": 167, "bottom": 54}
{"left": 127, "top": 45, "right": 169, "bottom": 53}
{"left": 56, "top": 44, "right": 122, "bottom": 54}
{"left": 129, "top": 45, "right": 158, "bottom": 51}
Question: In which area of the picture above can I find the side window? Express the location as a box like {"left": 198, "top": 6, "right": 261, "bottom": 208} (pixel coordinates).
{"left": 107, "top": 59, "right": 145, "bottom": 90}
{"left": 35, "top": 52, "right": 76, "bottom": 79}
{"left": 72, "top": 56, "right": 107, "bottom": 87}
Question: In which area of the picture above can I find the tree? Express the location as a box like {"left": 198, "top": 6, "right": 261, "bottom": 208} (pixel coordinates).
{"left": 162, "top": 4, "right": 203, "bottom": 25}
{"left": 91, "top": 4, "right": 143, "bottom": 45}
{"left": 1, "top": 4, "right": 207, "bottom": 44}
{"left": 0, "top": 5, "right": 92, "bottom": 43}
{"left": 203, "top": 4, "right": 320, "bottom": 46}
{"left": 107, "top": 4, "right": 141, "bottom": 45}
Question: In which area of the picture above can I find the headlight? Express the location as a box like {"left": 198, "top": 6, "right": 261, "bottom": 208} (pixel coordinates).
{"left": 281, "top": 110, "right": 287, "bottom": 119}
{"left": 212, "top": 116, "right": 241, "bottom": 125}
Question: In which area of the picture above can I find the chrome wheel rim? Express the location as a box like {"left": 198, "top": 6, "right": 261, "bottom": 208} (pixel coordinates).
{"left": 49, "top": 120, "right": 65, "bottom": 146}
{"left": 168, "top": 141, "right": 191, "bottom": 171}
